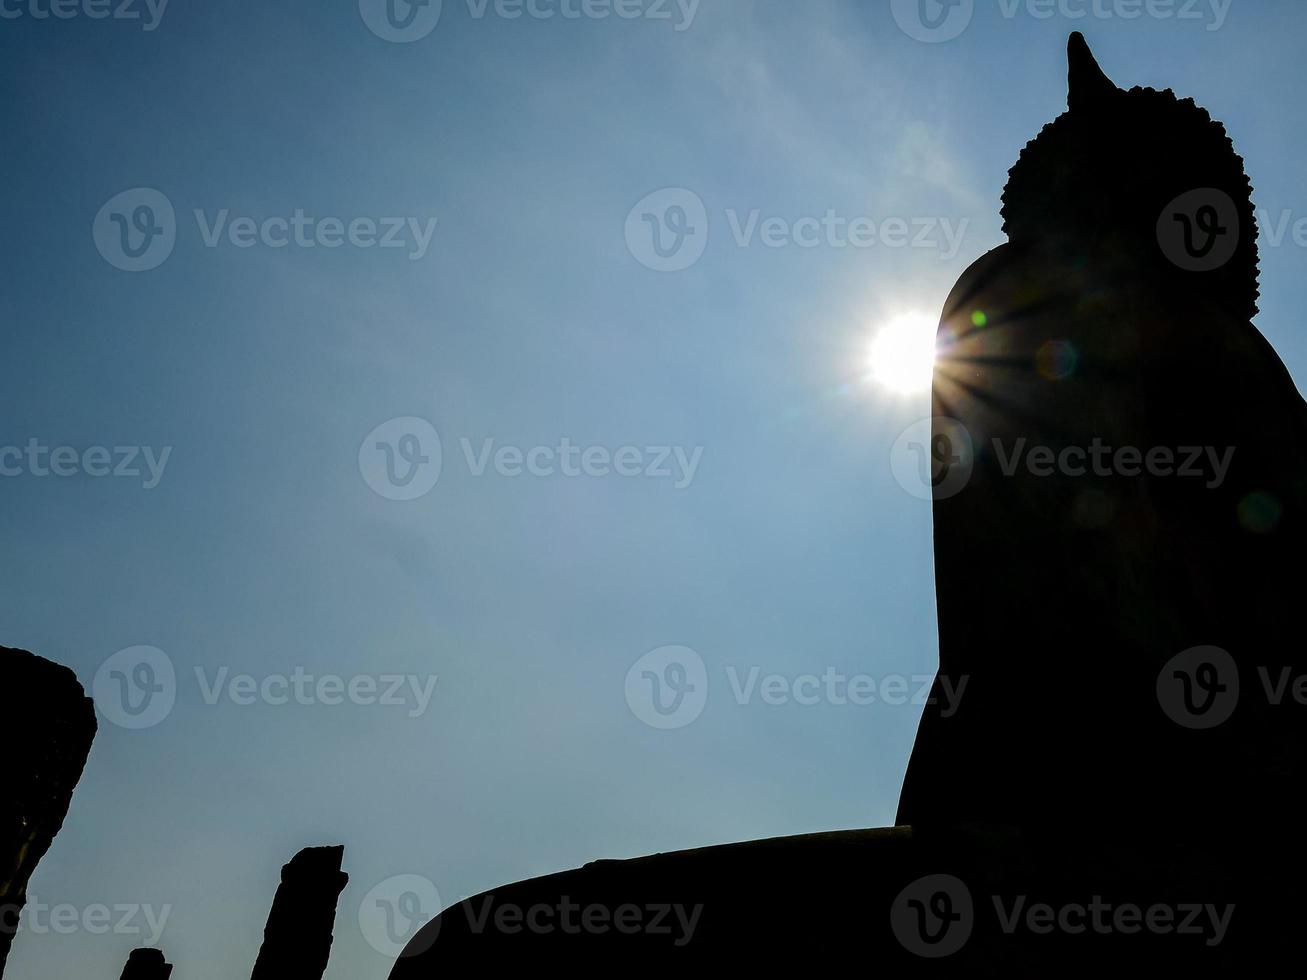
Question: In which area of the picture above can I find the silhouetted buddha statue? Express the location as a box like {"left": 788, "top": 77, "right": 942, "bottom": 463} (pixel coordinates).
{"left": 899, "top": 34, "right": 1306, "bottom": 843}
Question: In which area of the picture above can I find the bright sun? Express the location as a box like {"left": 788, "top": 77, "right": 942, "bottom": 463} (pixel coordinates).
{"left": 868, "top": 311, "right": 938, "bottom": 395}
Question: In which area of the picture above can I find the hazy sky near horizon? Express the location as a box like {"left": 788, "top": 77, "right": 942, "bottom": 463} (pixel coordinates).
{"left": 4, "top": 1, "right": 1307, "bottom": 977}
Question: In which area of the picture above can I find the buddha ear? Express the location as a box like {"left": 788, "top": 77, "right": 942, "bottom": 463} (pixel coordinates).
{"left": 1068, "top": 32, "right": 1120, "bottom": 110}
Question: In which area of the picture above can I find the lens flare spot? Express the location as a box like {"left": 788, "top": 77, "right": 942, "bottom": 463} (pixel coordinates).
{"left": 1238, "top": 492, "right": 1282, "bottom": 534}
{"left": 1036, "top": 339, "right": 1079, "bottom": 381}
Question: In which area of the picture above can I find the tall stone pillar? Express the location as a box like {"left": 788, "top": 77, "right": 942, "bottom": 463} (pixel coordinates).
{"left": 250, "top": 845, "right": 349, "bottom": 980}
{"left": 0, "top": 646, "right": 97, "bottom": 976}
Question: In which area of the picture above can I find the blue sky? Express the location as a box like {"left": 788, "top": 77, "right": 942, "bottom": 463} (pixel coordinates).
{"left": 3, "top": 1, "right": 1307, "bottom": 976}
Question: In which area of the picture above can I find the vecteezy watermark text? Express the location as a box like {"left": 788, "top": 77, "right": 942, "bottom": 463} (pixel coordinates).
{"left": 995, "top": 0, "right": 1231, "bottom": 30}
{"left": 356, "top": 873, "right": 702, "bottom": 959}
{"left": 891, "top": 417, "right": 1236, "bottom": 501}
{"left": 193, "top": 210, "right": 437, "bottom": 259}
{"left": 94, "top": 188, "right": 438, "bottom": 271}
{"left": 458, "top": 895, "right": 703, "bottom": 945}
{"left": 194, "top": 666, "right": 438, "bottom": 718}
{"left": 990, "top": 438, "right": 1235, "bottom": 489}
{"left": 892, "top": 874, "right": 1233, "bottom": 958}
{"left": 724, "top": 666, "right": 965, "bottom": 713}
{"left": 992, "top": 895, "right": 1233, "bottom": 947}
{"left": 358, "top": 0, "right": 699, "bottom": 44}
{"left": 625, "top": 188, "right": 969, "bottom": 271}
{"left": 0, "top": 0, "right": 169, "bottom": 30}
{"left": 722, "top": 209, "right": 968, "bottom": 257}
{"left": 891, "top": 0, "right": 1231, "bottom": 44}
{"left": 624, "top": 646, "right": 964, "bottom": 730}
{"left": 359, "top": 417, "right": 704, "bottom": 500}
{"left": 464, "top": 0, "right": 698, "bottom": 28}
{"left": 92, "top": 645, "right": 440, "bottom": 729}
{"left": 1, "top": 899, "right": 171, "bottom": 945}
{"left": 460, "top": 438, "right": 702, "bottom": 488}
{"left": 0, "top": 440, "right": 171, "bottom": 489}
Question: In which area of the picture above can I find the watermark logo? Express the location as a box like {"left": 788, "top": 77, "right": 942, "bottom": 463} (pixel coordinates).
{"left": 95, "top": 192, "right": 438, "bottom": 271}
{"left": 892, "top": 874, "right": 974, "bottom": 957}
{"left": 892, "top": 878, "right": 1233, "bottom": 953}
{"left": 891, "top": 0, "right": 974, "bottom": 42}
{"left": 1158, "top": 188, "right": 1240, "bottom": 272}
{"left": 359, "top": 874, "right": 442, "bottom": 958}
{"left": 93, "top": 645, "right": 176, "bottom": 730}
{"left": 625, "top": 190, "right": 969, "bottom": 271}
{"left": 891, "top": 421, "right": 1237, "bottom": 501}
{"left": 627, "top": 655, "right": 960, "bottom": 729}
{"left": 1157, "top": 645, "right": 1239, "bottom": 729}
{"left": 360, "top": 417, "right": 443, "bottom": 501}
{"left": 1158, "top": 649, "right": 1307, "bottom": 728}
{"left": 93, "top": 188, "right": 176, "bottom": 272}
{"left": 360, "top": 420, "right": 703, "bottom": 498}
{"left": 625, "top": 188, "right": 709, "bottom": 272}
{"left": 94, "top": 649, "right": 437, "bottom": 729}
{"left": 359, "top": 0, "right": 443, "bottom": 41}
{"left": 625, "top": 645, "right": 708, "bottom": 730}
{"left": 890, "top": 417, "right": 975, "bottom": 501}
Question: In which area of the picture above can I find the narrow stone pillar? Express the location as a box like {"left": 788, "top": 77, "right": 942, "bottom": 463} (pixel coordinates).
{"left": 0, "top": 646, "right": 97, "bottom": 976}
{"left": 250, "top": 845, "right": 348, "bottom": 980}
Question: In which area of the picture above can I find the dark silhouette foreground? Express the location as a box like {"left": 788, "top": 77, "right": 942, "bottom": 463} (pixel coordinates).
{"left": 389, "top": 35, "right": 1307, "bottom": 974}
{"left": 900, "top": 32, "right": 1300, "bottom": 842}
{"left": 250, "top": 846, "right": 349, "bottom": 980}
{"left": 0, "top": 646, "right": 96, "bottom": 975}
{"left": 119, "top": 947, "right": 173, "bottom": 980}
{"left": 0, "top": 645, "right": 350, "bottom": 978}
